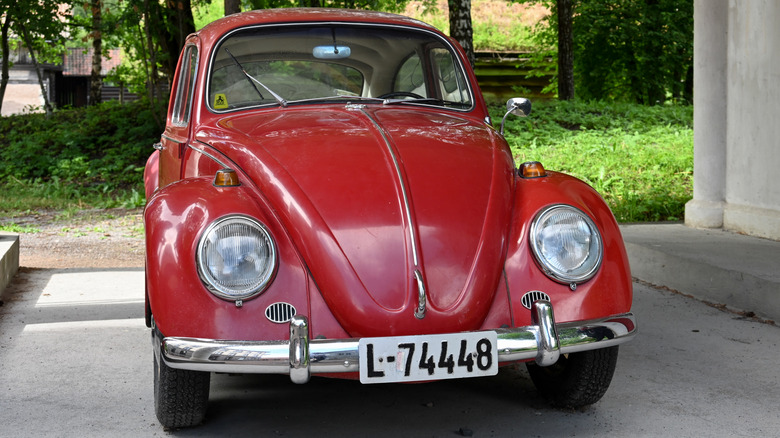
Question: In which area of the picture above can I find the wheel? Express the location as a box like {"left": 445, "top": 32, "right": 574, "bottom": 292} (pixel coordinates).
{"left": 378, "top": 91, "right": 424, "bottom": 99}
{"left": 154, "top": 348, "right": 211, "bottom": 429}
{"left": 526, "top": 346, "right": 619, "bottom": 409}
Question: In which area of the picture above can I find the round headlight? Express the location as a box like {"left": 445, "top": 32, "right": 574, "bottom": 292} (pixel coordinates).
{"left": 530, "top": 205, "right": 603, "bottom": 284}
{"left": 197, "top": 216, "right": 276, "bottom": 301}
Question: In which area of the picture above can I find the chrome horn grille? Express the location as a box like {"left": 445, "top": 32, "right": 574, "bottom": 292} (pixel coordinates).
{"left": 265, "top": 302, "right": 297, "bottom": 323}
{"left": 521, "top": 291, "right": 551, "bottom": 310}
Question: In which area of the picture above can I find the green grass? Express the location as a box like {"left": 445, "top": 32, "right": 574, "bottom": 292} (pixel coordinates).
{"left": 0, "top": 97, "right": 691, "bottom": 225}
{"left": 0, "top": 177, "right": 146, "bottom": 215}
{"left": 472, "top": 18, "right": 536, "bottom": 51}
{"left": 495, "top": 99, "right": 693, "bottom": 222}
{"left": 0, "top": 223, "right": 40, "bottom": 233}
{"left": 0, "top": 98, "right": 160, "bottom": 216}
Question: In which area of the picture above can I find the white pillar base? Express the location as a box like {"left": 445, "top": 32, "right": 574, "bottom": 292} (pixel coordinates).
{"left": 685, "top": 199, "right": 725, "bottom": 229}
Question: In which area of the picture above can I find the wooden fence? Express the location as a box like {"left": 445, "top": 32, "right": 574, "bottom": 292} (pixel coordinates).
{"left": 473, "top": 51, "right": 554, "bottom": 102}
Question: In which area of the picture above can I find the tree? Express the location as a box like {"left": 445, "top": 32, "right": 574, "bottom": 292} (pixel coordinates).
{"left": 0, "top": 13, "right": 11, "bottom": 115}
{"left": 0, "top": 0, "right": 67, "bottom": 115}
{"left": 161, "top": 0, "right": 196, "bottom": 78}
{"left": 556, "top": 0, "right": 573, "bottom": 100}
{"left": 225, "top": 0, "right": 241, "bottom": 15}
{"left": 18, "top": 21, "right": 54, "bottom": 115}
{"left": 89, "top": 0, "right": 103, "bottom": 105}
{"left": 573, "top": 0, "right": 692, "bottom": 103}
{"left": 521, "top": 0, "right": 693, "bottom": 103}
{"left": 448, "top": 0, "right": 475, "bottom": 67}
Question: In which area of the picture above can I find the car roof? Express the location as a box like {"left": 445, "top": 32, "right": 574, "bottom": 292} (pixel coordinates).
{"left": 196, "top": 8, "right": 437, "bottom": 44}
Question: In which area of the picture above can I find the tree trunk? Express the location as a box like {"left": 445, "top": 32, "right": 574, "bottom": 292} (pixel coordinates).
{"left": 448, "top": 0, "right": 475, "bottom": 67}
{"left": 89, "top": 0, "right": 103, "bottom": 106}
{"left": 18, "top": 22, "right": 53, "bottom": 116}
{"left": 557, "top": 0, "right": 574, "bottom": 100}
{"left": 224, "top": 0, "right": 240, "bottom": 15}
{"left": 164, "top": 0, "right": 196, "bottom": 79}
{"left": 140, "top": 2, "right": 164, "bottom": 128}
{"left": 0, "top": 17, "right": 11, "bottom": 115}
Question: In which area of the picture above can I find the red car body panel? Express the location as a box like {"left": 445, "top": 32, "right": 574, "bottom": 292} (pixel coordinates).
{"left": 145, "top": 8, "right": 632, "bottom": 358}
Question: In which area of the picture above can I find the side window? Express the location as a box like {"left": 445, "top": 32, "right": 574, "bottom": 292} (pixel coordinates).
{"left": 431, "top": 48, "right": 471, "bottom": 105}
{"left": 171, "top": 46, "right": 198, "bottom": 126}
{"left": 394, "top": 53, "right": 426, "bottom": 96}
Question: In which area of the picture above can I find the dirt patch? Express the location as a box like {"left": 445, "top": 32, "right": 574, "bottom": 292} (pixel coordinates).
{"left": 2, "top": 208, "right": 145, "bottom": 269}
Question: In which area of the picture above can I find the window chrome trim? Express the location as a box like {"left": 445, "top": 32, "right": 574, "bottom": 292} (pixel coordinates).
{"left": 204, "top": 21, "right": 475, "bottom": 115}
{"left": 171, "top": 45, "right": 199, "bottom": 127}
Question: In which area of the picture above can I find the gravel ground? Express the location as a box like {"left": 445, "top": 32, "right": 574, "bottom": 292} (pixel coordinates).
{"left": 3, "top": 208, "right": 145, "bottom": 269}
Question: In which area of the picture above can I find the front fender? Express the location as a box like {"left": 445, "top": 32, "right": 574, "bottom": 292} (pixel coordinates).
{"left": 143, "top": 150, "right": 159, "bottom": 200}
{"left": 504, "top": 171, "right": 633, "bottom": 327}
{"left": 144, "top": 176, "right": 311, "bottom": 340}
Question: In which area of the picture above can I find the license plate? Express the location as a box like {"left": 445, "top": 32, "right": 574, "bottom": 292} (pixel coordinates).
{"left": 358, "top": 331, "right": 498, "bottom": 384}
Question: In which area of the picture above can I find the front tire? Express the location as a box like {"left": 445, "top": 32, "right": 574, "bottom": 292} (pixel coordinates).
{"left": 526, "top": 346, "right": 619, "bottom": 408}
{"left": 154, "top": 345, "right": 211, "bottom": 429}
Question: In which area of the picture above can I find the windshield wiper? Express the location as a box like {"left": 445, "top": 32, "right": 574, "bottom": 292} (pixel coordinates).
{"left": 224, "top": 48, "right": 287, "bottom": 107}
{"left": 282, "top": 95, "right": 386, "bottom": 105}
{"left": 382, "top": 97, "right": 469, "bottom": 108}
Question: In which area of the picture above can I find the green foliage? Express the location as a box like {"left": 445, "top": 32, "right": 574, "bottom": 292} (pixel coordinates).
{"left": 496, "top": 99, "right": 693, "bottom": 222}
{"left": 573, "top": 0, "right": 693, "bottom": 104}
{"left": 0, "top": 98, "right": 691, "bottom": 222}
{"left": 0, "top": 222, "right": 40, "bottom": 233}
{"left": 519, "top": 0, "right": 693, "bottom": 104}
{"left": 472, "top": 19, "right": 535, "bottom": 51}
{"left": 4, "top": 0, "right": 69, "bottom": 64}
{"left": 193, "top": 0, "right": 224, "bottom": 30}
{"left": 0, "top": 99, "right": 164, "bottom": 212}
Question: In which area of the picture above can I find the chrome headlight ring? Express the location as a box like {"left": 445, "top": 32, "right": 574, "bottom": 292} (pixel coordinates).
{"left": 529, "top": 204, "right": 603, "bottom": 285}
{"left": 197, "top": 215, "right": 277, "bottom": 302}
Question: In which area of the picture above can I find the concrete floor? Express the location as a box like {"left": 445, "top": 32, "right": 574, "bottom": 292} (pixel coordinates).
{"left": 1, "top": 268, "right": 778, "bottom": 437}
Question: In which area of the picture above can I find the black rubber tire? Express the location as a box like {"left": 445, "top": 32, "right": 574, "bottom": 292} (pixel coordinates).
{"left": 154, "top": 352, "right": 211, "bottom": 429}
{"left": 526, "top": 346, "right": 619, "bottom": 409}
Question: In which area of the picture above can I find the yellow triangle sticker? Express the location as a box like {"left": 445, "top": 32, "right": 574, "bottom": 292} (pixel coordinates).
{"left": 214, "top": 93, "right": 228, "bottom": 109}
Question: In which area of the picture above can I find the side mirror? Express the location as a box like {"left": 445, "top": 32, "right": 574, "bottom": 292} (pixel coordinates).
{"left": 500, "top": 97, "right": 532, "bottom": 135}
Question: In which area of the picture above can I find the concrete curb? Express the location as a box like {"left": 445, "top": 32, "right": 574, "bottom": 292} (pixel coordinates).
{"left": 0, "top": 232, "right": 20, "bottom": 302}
{"left": 621, "top": 223, "right": 780, "bottom": 323}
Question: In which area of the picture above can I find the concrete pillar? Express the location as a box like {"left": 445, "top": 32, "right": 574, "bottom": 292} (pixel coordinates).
{"left": 722, "top": 0, "right": 780, "bottom": 240}
{"left": 685, "top": 0, "right": 728, "bottom": 228}
{"left": 0, "top": 233, "right": 19, "bottom": 302}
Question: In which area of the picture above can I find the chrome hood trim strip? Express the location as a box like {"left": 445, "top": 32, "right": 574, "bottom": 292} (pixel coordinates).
{"left": 359, "top": 107, "right": 420, "bottom": 267}
{"left": 189, "top": 141, "right": 232, "bottom": 169}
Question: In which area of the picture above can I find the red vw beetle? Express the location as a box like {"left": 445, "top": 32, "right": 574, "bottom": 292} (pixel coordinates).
{"left": 143, "top": 8, "right": 636, "bottom": 429}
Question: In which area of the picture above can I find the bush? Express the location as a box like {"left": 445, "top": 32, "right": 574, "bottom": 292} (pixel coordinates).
{"left": 496, "top": 99, "right": 693, "bottom": 222}
{"left": 0, "top": 99, "right": 165, "bottom": 211}
{"left": 1, "top": 97, "right": 692, "bottom": 223}
{"left": 0, "top": 99, "right": 163, "bottom": 186}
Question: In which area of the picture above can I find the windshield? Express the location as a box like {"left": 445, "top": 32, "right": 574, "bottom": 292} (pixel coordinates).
{"left": 207, "top": 24, "right": 473, "bottom": 112}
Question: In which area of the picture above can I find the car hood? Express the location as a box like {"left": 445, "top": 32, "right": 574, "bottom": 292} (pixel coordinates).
{"left": 198, "top": 105, "right": 514, "bottom": 336}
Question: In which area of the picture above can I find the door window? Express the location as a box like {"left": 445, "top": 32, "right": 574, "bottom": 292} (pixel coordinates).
{"left": 171, "top": 45, "right": 198, "bottom": 126}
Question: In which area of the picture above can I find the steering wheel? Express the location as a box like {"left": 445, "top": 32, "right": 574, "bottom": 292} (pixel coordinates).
{"left": 378, "top": 91, "right": 424, "bottom": 99}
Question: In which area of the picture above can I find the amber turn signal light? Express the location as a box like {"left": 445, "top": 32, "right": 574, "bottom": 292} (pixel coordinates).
{"left": 214, "top": 169, "right": 240, "bottom": 187}
{"left": 519, "top": 161, "right": 546, "bottom": 178}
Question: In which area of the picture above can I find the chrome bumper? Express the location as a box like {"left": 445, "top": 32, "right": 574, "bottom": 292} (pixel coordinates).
{"left": 157, "top": 300, "right": 636, "bottom": 384}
